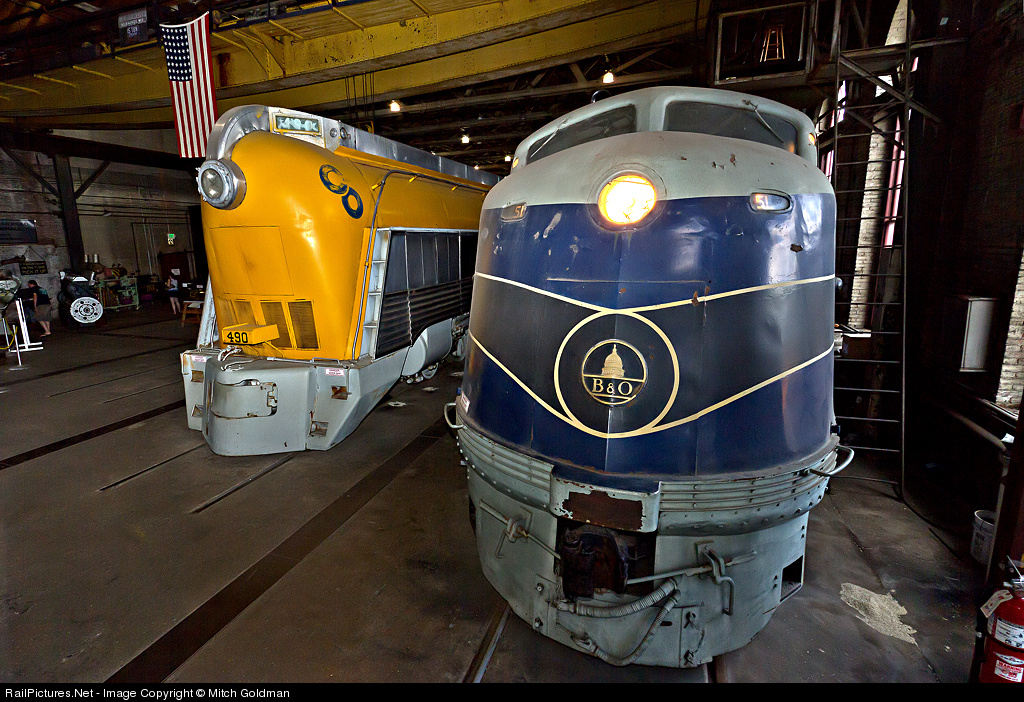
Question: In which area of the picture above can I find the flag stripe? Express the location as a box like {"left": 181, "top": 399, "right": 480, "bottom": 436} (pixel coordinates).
{"left": 162, "top": 12, "right": 217, "bottom": 159}
{"left": 197, "top": 20, "right": 216, "bottom": 141}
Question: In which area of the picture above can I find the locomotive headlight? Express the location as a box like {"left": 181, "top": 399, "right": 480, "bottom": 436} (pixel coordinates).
{"left": 197, "top": 159, "right": 246, "bottom": 209}
{"left": 598, "top": 174, "right": 657, "bottom": 225}
{"left": 749, "top": 192, "right": 792, "bottom": 212}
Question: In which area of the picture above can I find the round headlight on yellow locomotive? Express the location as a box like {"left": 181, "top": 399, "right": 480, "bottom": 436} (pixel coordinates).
{"left": 197, "top": 159, "right": 246, "bottom": 209}
{"left": 597, "top": 174, "right": 657, "bottom": 225}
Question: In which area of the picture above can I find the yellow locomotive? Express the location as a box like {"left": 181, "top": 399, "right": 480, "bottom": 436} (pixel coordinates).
{"left": 181, "top": 106, "right": 497, "bottom": 455}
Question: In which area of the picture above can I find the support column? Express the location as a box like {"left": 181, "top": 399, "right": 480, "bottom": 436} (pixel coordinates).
{"left": 51, "top": 154, "right": 85, "bottom": 270}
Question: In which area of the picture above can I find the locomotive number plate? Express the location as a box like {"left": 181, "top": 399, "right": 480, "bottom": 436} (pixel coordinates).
{"left": 222, "top": 323, "right": 279, "bottom": 345}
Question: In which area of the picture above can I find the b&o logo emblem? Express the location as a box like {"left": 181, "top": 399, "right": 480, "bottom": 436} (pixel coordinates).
{"left": 581, "top": 340, "right": 647, "bottom": 406}
{"left": 319, "top": 164, "right": 364, "bottom": 219}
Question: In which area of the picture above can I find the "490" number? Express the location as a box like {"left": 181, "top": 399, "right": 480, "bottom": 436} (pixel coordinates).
{"left": 225, "top": 330, "right": 251, "bottom": 344}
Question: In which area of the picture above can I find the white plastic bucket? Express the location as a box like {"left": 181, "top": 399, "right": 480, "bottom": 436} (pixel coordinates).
{"left": 971, "top": 509, "right": 996, "bottom": 564}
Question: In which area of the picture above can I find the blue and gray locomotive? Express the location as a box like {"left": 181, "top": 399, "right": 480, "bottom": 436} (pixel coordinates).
{"left": 448, "top": 86, "right": 848, "bottom": 667}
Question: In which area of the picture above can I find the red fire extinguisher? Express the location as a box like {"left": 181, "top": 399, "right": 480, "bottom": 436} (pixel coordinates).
{"left": 981, "top": 580, "right": 1024, "bottom": 683}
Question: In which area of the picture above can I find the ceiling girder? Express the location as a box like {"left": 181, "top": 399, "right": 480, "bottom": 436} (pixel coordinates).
{"left": 0, "top": 0, "right": 702, "bottom": 128}
{"left": 0, "top": 128, "right": 198, "bottom": 171}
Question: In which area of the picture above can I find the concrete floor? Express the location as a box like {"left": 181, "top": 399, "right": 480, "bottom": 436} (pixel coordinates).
{"left": 0, "top": 308, "right": 983, "bottom": 682}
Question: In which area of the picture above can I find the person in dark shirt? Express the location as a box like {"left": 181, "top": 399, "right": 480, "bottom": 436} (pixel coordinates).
{"left": 26, "top": 280, "right": 51, "bottom": 336}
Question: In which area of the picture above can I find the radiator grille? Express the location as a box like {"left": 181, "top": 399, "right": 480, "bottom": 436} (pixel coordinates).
{"left": 376, "top": 278, "right": 471, "bottom": 357}
{"left": 376, "top": 294, "right": 412, "bottom": 356}
{"left": 216, "top": 299, "right": 235, "bottom": 327}
{"left": 288, "top": 300, "right": 318, "bottom": 349}
{"left": 232, "top": 300, "right": 255, "bottom": 326}
{"left": 260, "top": 301, "right": 293, "bottom": 348}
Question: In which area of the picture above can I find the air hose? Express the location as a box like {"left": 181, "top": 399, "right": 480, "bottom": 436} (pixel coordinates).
{"left": 556, "top": 576, "right": 678, "bottom": 618}
{"left": 569, "top": 580, "right": 683, "bottom": 666}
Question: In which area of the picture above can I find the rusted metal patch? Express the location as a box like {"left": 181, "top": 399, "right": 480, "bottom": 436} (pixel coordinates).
{"left": 550, "top": 474, "right": 660, "bottom": 532}
{"left": 562, "top": 490, "right": 644, "bottom": 532}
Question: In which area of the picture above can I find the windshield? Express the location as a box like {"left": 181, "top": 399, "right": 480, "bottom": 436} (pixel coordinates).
{"left": 664, "top": 101, "right": 798, "bottom": 154}
{"left": 526, "top": 105, "right": 637, "bottom": 165}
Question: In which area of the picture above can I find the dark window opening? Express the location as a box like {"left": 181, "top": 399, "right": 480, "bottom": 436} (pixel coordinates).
{"left": 665, "top": 101, "right": 798, "bottom": 154}
{"left": 526, "top": 105, "right": 637, "bottom": 165}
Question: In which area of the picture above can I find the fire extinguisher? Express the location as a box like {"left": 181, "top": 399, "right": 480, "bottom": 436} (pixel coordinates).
{"left": 980, "top": 575, "right": 1024, "bottom": 683}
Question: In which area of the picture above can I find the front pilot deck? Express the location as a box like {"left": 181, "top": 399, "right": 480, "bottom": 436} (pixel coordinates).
{"left": 0, "top": 309, "right": 979, "bottom": 682}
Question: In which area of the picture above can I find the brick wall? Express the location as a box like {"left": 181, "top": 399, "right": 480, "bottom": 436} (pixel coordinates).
{"left": 960, "top": 5, "right": 1024, "bottom": 407}
{"left": 925, "top": 1, "right": 1024, "bottom": 408}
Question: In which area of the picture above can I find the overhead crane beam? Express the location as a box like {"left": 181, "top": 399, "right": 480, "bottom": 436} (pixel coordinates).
{"left": 0, "top": 129, "right": 198, "bottom": 171}
{"left": 0, "top": 0, "right": 704, "bottom": 128}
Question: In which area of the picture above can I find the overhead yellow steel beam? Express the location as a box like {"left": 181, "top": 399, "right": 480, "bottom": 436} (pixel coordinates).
{"left": 71, "top": 65, "right": 114, "bottom": 80}
{"left": 407, "top": 0, "right": 431, "bottom": 17}
{"left": 244, "top": 0, "right": 704, "bottom": 113}
{"left": 112, "top": 55, "right": 154, "bottom": 72}
{"left": 246, "top": 0, "right": 654, "bottom": 96}
{"left": 267, "top": 19, "right": 304, "bottom": 41}
{"left": 232, "top": 29, "right": 285, "bottom": 79}
{"left": 212, "top": 33, "right": 247, "bottom": 51}
{"left": 330, "top": 7, "right": 365, "bottom": 30}
{"left": 1, "top": 0, "right": 665, "bottom": 113}
{"left": 0, "top": 80, "right": 41, "bottom": 95}
{"left": 0, "top": 0, "right": 705, "bottom": 128}
{"left": 34, "top": 74, "right": 77, "bottom": 89}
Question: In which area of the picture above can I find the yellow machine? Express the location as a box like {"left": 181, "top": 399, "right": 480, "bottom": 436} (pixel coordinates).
{"left": 181, "top": 105, "right": 497, "bottom": 455}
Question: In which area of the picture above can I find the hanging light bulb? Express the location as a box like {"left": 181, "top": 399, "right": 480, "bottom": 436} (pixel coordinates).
{"left": 389, "top": 100, "right": 401, "bottom": 112}
{"left": 504, "top": 154, "right": 512, "bottom": 162}
{"left": 602, "top": 70, "right": 614, "bottom": 84}
{"left": 461, "top": 134, "right": 470, "bottom": 144}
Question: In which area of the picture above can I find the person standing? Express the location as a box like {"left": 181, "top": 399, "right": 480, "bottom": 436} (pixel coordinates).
{"left": 26, "top": 280, "right": 51, "bottom": 336}
{"left": 166, "top": 270, "right": 181, "bottom": 315}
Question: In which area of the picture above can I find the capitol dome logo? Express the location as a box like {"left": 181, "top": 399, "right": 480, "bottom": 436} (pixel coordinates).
{"left": 581, "top": 340, "right": 647, "bottom": 406}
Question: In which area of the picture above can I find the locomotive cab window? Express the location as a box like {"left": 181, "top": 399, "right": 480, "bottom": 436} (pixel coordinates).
{"left": 664, "top": 102, "right": 798, "bottom": 154}
{"left": 526, "top": 105, "right": 637, "bottom": 165}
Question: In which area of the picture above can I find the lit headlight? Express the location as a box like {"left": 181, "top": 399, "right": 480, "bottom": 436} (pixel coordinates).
{"left": 197, "top": 159, "right": 246, "bottom": 209}
{"left": 749, "top": 192, "right": 791, "bottom": 212}
{"left": 597, "top": 174, "right": 657, "bottom": 225}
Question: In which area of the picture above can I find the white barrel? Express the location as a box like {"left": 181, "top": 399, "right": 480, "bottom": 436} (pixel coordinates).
{"left": 971, "top": 509, "right": 996, "bottom": 564}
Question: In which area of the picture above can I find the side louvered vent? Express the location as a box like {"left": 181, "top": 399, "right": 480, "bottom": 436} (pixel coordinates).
{"left": 217, "top": 299, "right": 236, "bottom": 327}
{"left": 260, "top": 301, "right": 293, "bottom": 348}
{"left": 232, "top": 299, "right": 255, "bottom": 326}
{"left": 288, "top": 300, "right": 319, "bottom": 349}
{"left": 375, "top": 229, "right": 476, "bottom": 358}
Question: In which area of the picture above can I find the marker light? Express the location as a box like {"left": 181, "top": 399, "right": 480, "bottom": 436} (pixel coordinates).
{"left": 511, "top": 157, "right": 519, "bottom": 169}
{"left": 598, "top": 174, "right": 657, "bottom": 225}
{"left": 749, "top": 192, "right": 791, "bottom": 212}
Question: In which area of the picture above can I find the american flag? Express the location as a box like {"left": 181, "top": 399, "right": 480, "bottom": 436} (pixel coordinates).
{"left": 161, "top": 12, "right": 218, "bottom": 159}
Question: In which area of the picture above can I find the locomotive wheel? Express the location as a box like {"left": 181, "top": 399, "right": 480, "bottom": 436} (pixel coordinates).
{"left": 451, "top": 334, "right": 468, "bottom": 361}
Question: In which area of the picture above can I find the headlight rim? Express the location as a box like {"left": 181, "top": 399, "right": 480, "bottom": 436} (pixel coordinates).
{"left": 597, "top": 173, "right": 658, "bottom": 226}
{"left": 197, "top": 159, "right": 246, "bottom": 210}
{"left": 589, "top": 165, "right": 665, "bottom": 232}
